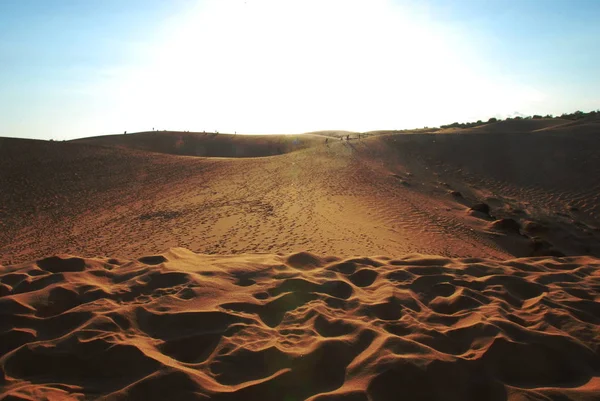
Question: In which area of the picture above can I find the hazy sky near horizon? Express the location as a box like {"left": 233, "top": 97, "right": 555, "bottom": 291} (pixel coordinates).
{"left": 1, "top": 0, "right": 599, "bottom": 139}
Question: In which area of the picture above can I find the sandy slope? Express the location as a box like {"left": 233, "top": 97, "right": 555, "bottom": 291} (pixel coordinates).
{"left": 71, "top": 131, "right": 324, "bottom": 158}
{"left": 1, "top": 249, "right": 599, "bottom": 400}
{"left": 1, "top": 126, "right": 600, "bottom": 400}
{"left": 2, "top": 126, "right": 600, "bottom": 264}
{"left": 433, "top": 118, "right": 571, "bottom": 134}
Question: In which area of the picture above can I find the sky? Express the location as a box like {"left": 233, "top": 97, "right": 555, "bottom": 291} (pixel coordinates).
{"left": 1, "top": 0, "right": 599, "bottom": 140}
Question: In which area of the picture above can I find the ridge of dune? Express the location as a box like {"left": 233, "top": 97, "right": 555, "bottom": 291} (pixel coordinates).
{"left": 302, "top": 130, "right": 359, "bottom": 137}
{"left": 432, "top": 118, "right": 571, "bottom": 134}
{"left": 431, "top": 116, "right": 600, "bottom": 136}
{"left": 472, "top": 118, "right": 571, "bottom": 133}
{"left": 534, "top": 115, "right": 600, "bottom": 134}
{"left": 1, "top": 249, "right": 599, "bottom": 400}
{"left": 69, "top": 131, "right": 324, "bottom": 158}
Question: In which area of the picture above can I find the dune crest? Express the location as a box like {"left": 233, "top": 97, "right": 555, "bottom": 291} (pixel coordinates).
{"left": 1, "top": 249, "right": 599, "bottom": 400}
{"left": 70, "top": 131, "right": 324, "bottom": 158}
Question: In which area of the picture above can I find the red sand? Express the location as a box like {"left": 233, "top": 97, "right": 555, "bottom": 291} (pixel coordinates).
{"left": 1, "top": 124, "right": 600, "bottom": 400}
{"left": 1, "top": 250, "right": 599, "bottom": 400}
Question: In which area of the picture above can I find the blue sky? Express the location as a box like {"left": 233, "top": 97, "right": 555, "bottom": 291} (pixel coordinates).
{"left": 1, "top": 0, "right": 599, "bottom": 139}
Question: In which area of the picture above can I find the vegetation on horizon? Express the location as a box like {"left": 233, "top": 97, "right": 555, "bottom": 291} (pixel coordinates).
{"left": 439, "top": 109, "right": 599, "bottom": 129}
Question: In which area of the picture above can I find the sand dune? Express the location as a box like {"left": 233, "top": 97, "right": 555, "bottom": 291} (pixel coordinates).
{"left": 440, "top": 118, "right": 570, "bottom": 134}
{"left": 71, "top": 131, "right": 324, "bottom": 158}
{"left": 1, "top": 249, "right": 599, "bottom": 400}
{"left": 2, "top": 128, "right": 599, "bottom": 264}
{"left": 433, "top": 116, "right": 600, "bottom": 136}
{"left": 535, "top": 116, "right": 600, "bottom": 135}
{"left": 2, "top": 128, "right": 600, "bottom": 400}
{"left": 374, "top": 129, "right": 600, "bottom": 256}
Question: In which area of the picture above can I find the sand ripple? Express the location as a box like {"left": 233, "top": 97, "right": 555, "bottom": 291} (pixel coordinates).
{"left": 1, "top": 249, "right": 599, "bottom": 400}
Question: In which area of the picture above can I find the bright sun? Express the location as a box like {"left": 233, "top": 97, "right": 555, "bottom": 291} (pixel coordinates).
{"left": 109, "top": 0, "right": 542, "bottom": 134}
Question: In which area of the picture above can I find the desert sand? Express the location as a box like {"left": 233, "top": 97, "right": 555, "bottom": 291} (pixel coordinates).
{"left": 1, "top": 117, "right": 600, "bottom": 400}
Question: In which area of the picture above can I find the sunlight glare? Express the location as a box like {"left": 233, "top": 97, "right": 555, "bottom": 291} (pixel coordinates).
{"left": 110, "top": 0, "right": 544, "bottom": 133}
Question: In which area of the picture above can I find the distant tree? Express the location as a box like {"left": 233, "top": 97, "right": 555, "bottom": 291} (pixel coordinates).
{"left": 437, "top": 109, "right": 597, "bottom": 131}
